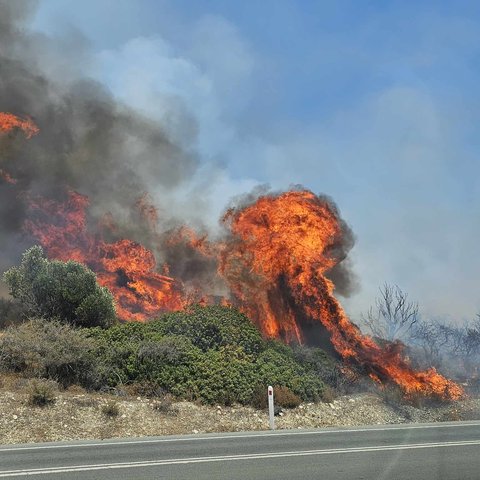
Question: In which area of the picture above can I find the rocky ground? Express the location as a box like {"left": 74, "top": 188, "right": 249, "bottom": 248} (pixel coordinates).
{"left": 1, "top": 377, "right": 479, "bottom": 445}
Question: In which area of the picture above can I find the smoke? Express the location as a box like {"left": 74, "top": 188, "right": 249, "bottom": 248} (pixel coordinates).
{"left": 0, "top": 0, "right": 201, "bottom": 276}
{"left": 0, "top": 0, "right": 357, "bottom": 305}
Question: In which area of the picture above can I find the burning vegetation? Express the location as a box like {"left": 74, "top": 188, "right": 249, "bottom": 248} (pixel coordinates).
{"left": 0, "top": 113, "right": 463, "bottom": 400}
{"left": 0, "top": 3, "right": 465, "bottom": 402}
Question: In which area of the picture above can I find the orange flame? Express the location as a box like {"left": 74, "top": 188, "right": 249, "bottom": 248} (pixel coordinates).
{"left": 0, "top": 112, "right": 39, "bottom": 184}
{"left": 219, "top": 190, "right": 463, "bottom": 400}
{"left": 0, "top": 112, "right": 39, "bottom": 138}
{"left": 25, "top": 191, "right": 185, "bottom": 321}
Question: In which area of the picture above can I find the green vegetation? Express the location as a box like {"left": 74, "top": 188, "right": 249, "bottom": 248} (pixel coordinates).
{"left": 0, "top": 298, "right": 25, "bottom": 329}
{"left": 0, "top": 248, "right": 342, "bottom": 407}
{"left": 85, "top": 305, "right": 327, "bottom": 405}
{"left": 0, "top": 318, "right": 99, "bottom": 387}
{"left": 3, "top": 246, "right": 115, "bottom": 328}
{"left": 0, "top": 305, "right": 334, "bottom": 406}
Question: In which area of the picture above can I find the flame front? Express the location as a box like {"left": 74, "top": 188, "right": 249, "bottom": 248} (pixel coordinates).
{"left": 26, "top": 191, "right": 185, "bottom": 321}
{"left": 219, "top": 190, "right": 463, "bottom": 400}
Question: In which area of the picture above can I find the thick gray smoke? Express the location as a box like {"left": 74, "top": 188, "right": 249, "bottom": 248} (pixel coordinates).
{"left": 0, "top": 0, "right": 201, "bottom": 278}
{"left": 0, "top": 0, "right": 357, "bottom": 304}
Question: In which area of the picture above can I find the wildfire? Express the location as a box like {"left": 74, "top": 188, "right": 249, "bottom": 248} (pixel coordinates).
{"left": 219, "top": 190, "right": 463, "bottom": 400}
{"left": 4, "top": 109, "right": 463, "bottom": 400}
{"left": 0, "top": 112, "right": 39, "bottom": 184}
{"left": 0, "top": 112, "right": 39, "bottom": 138}
{"left": 26, "top": 191, "right": 185, "bottom": 321}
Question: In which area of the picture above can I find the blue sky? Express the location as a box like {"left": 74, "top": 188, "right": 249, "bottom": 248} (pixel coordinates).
{"left": 32, "top": 0, "right": 480, "bottom": 322}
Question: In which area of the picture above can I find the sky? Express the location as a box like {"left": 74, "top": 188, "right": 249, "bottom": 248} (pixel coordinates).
{"left": 31, "top": 0, "right": 480, "bottom": 323}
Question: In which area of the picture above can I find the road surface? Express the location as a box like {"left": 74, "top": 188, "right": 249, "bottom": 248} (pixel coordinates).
{"left": 0, "top": 421, "right": 479, "bottom": 479}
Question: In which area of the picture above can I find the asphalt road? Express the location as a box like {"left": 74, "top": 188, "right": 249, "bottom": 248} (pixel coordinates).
{"left": 0, "top": 421, "right": 479, "bottom": 479}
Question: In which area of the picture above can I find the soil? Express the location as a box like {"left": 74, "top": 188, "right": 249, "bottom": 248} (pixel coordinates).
{"left": 1, "top": 377, "right": 479, "bottom": 445}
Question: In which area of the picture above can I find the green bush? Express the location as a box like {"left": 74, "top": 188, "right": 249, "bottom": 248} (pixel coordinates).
{"left": 1, "top": 300, "right": 332, "bottom": 407}
{"left": 85, "top": 311, "right": 327, "bottom": 406}
{"left": 292, "top": 344, "right": 360, "bottom": 394}
{"left": 149, "top": 305, "right": 264, "bottom": 354}
{"left": 3, "top": 246, "right": 116, "bottom": 328}
{"left": 187, "top": 346, "right": 258, "bottom": 405}
{"left": 255, "top": 346, "right": 325, "bottom": 402}
{"left": 0, "top": 319, "right": 99, "bottom": 387}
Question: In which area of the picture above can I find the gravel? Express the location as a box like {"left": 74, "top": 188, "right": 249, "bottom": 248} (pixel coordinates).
{"left": 1, "top": 385, "right": 479, "bottom": 445}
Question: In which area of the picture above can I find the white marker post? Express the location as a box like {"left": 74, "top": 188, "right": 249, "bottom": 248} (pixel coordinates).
{"left": 268, "top": 385, "right": 275, "bottom": 430}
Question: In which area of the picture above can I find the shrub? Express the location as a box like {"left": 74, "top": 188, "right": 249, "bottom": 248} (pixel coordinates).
{"left": 187, "top": 346, "right": 258, "bottom": 405}
{"left": 255, "top": 345, "right": 325, "bottom": 402}
{"left": 321, "top": 385, "right": 336, "bottom": 404}
{"left": 101, "top": 401, "right": 120, "bottom": 418}
{"left": 127, "top": 381, "right": 166, "bottom": 398}
{"left": 3, "top": 246, "right": 116, "bottom": 328}
{"left": 273, "top": 386, "right": 302, "bottom": 408}
{"left": 250, "top": 385, "right": 269, "bottom": 409}
{"left": 150, "top": 305, "right": 265, "bottom": 354}
{"left": 27, "top": 379, "right": 57, "bottom": 407}
{"left": 250, "top": 385, "right": 301, "bottom": 409}
{"left": 86, "top": 308, "right": 329, "bottom": 406}
{"left": 0, "top": 319, "right": 99, "bottom": 387}
{"left": 152, "top": 394, "right": 178, "bottom": 415}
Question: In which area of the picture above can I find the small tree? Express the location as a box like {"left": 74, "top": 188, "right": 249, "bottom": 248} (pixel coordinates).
{"left": 362, "top": 283, "right": 419, "bottom": 342}
{"left": 3, "top": 246, "right": 116, "bottom": 328}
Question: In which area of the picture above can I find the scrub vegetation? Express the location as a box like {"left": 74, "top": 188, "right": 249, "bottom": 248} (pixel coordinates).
{"left": 0, "top": 249, "right": 339, "bottom": 407}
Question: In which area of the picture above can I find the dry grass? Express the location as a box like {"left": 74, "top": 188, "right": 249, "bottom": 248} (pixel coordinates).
{"left": 26, "top": 380, "right": 57, "bottom": 407}
{"left": 101, "top": 401, "right": 120, "bottom": 418}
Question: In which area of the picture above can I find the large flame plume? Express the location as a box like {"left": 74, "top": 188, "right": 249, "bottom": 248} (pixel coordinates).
{"left": 219, "top": 191, "right": 463, "bottom": 399}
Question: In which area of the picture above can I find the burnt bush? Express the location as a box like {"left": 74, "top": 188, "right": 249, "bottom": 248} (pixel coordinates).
{"left": 250, "top": 385, "right": 302, "bottom": 409}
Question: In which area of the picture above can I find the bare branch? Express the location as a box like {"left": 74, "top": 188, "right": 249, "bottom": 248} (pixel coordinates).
{"left": 362, "top": 283, "right": 419, "bottom": 342}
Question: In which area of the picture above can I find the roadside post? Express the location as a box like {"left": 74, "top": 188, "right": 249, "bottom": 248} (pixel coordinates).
{"left": 268, "top": 385, "right": 275, "bottom": 430}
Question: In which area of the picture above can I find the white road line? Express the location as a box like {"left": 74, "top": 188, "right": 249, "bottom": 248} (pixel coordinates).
{"left": 0, "top": 440, "right": 479, "bottom": 477}
{"left": 1, "top": 421, "right": 479, "bottom": 452}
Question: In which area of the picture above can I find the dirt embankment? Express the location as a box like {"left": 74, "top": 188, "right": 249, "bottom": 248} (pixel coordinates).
{"left": 1, "top": 382, "right": 479, "bottom": 445}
